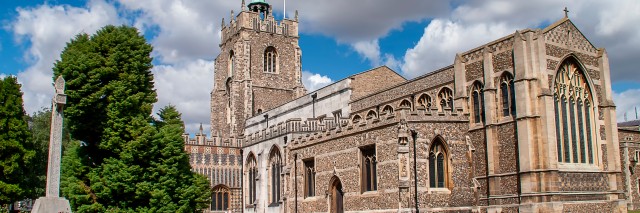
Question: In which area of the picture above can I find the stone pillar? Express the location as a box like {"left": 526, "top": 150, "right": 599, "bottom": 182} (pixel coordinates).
{"left": 32, "top": 76, "right": 71, "bottom": 213}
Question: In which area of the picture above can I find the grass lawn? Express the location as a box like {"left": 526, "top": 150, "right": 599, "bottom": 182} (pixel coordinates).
{"left": 629, "top": 210, "right": 640, "bottom": 213}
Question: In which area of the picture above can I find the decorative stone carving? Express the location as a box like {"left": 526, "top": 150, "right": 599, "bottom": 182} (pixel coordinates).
{"left": 397, "top": 119, "right": 409, "bottom": 145}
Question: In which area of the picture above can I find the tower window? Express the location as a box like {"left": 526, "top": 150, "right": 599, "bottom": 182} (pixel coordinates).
{"left": 264, "top": 46, "right": 278, "bottom": 73}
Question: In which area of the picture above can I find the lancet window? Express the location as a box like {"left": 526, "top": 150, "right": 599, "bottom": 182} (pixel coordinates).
{"left": 264, "top": 46, "right": 278, "bottom": 73}
{"left": 429, "top": 138, "right": 449, "bottom": 188}
{"left": 500, "top": 73, "right": 516, "bottom": 117}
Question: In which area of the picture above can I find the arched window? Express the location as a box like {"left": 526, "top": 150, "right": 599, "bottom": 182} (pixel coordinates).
{"left": 382, "top": 105, "right": 394, "bottom": 116}
{"left": 500, "top": 73, "right": 515, "bottom": 117}
{"left": 352, "top": 115, "right": 362, "bottom": 125}
{"left": 399, "top": 99, "right": 412, "bottom": 109}
{"left": 366, "top": 110, "right": 378, "bottom": 120}
{"left": 438, "top": 88, "right": 454, "bottom": 112}
{"left": 246, "top": 154, "right": 258, "bottom": 204}
{"left": 429, "top": 137, "right": 449, "bottom": 188}
{"left": 360, "top": 145, "right": 376, "bottom": 192}
{"left": 228, "top": 50, "right": 235, "bottom": 77}
{"left": 269, "top": 147, "right": 282, "bottom": 205}
{"left": 418, "top": 94, "right": 432, "bottom": 111}
{"left": 211, "top": 185, "right": 230, "bottom": 211}
{"left": 553, "top": 59, "right": 595, "bottom": 164}
{"left": 264, "top": 46, "right": 278, "bottom": 73}
{"left": 471, "top": 82, "right": 484, "bottom": 123}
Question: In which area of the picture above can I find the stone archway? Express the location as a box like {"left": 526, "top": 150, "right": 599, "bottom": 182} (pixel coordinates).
{"left": 329, "top": 176, "right": 344, "bottom": 213}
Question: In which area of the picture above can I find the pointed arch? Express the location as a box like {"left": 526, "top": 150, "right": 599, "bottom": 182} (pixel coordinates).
{"left": 268, "top": 145, "right": 282, "bottom": 205}
{"left": 428, "top": 135, "right": 450, "bottom": 189}
{"left": 553, "top": 56, "right": 596, "bottom": 165}
{"left": 352, "top": 114, "right": 362, "bottom": 125}
{"left": 228, "top": 50, "right": 235, "bottom": 77}
{"left": 470, "top": 81, "right": 484, "bottom": 123}
{"left": 366, "top": 110, "right": 378, "bottom": 120}
{"left": 328, "top": 175, "right": 344, "bottom": 213}
{"left": 264, "top": 46, "right": 278, "bottom": 73}
{"left": 382, "top": 105, "right": 394, "bottom": 116}
{"left": 246, "top": 153, "right": 258, "bottom": 204}
{"left": 437, "top": 87, "right": 454, "bottom": 112}
{"left": 417, "top": 93, "right": 433, "bottom": 111}
{"left": 499, "top": 72, "right": 515, "bottom": 117}
{"left": 399, "top": 99, "right": 412, "bottom": 109}
{"left": 211, "top": 184, "right": 231, "bottom": 211}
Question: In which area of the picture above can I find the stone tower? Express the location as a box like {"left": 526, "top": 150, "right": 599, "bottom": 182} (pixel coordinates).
{"left": 211, "top": 0, "right": 306, "bottom": 139}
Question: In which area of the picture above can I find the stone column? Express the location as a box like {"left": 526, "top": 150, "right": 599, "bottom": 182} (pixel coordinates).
{"left": 32, "top": 76, "right": 72, "bottom": 213}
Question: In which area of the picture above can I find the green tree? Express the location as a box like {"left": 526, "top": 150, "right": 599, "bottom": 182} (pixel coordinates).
{"left": 0, "top": 76, "right": 35, "bottom": 206}
{"left": 56, "top": 25, "right": 209, "bottom": 212}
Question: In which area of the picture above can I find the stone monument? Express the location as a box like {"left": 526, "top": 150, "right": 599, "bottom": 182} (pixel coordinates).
{"left": 32, "top": 76, "right": 72, "bottom": 213}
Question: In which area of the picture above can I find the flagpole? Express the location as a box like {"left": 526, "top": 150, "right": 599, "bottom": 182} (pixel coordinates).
{"left": 284, "top": 0, "right": 286, "bottom": 19}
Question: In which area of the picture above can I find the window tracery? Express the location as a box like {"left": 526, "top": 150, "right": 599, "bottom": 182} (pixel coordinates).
{"left": 418, "top": 94, "right": 432, "bottom": 111}
{"left": 269, "top": 147, "right": 282, "bottom": 205}
{"left": 264, "top": 46, "right": 278, "bottom": 73}
{"left": 471, "top": 82, "right": 484, "bottom": 123}
{"left": 429, "top": 138, "right": 449, "bottom": 188}
{"left": 554, "top": 59, "right": 595, "bottom": 164}
{"left": 438, "top": 88, "right": 454, "bottom": 112}
{"left": 211, "top": 185, "right": 230, "bottom": 211}
{"left": 500, "top": 73, "right": 515, "bottom": 117}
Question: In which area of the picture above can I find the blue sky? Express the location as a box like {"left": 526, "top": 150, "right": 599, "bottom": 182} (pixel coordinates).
{"left": 1, "top": 0, "right": 640, "bottom": 133}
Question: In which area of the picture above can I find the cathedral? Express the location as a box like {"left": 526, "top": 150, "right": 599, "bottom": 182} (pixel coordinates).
{"left": 183, "top": 0, "right": 637, "bottom": 212}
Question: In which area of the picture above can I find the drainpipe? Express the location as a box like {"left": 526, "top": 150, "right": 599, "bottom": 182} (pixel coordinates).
{"left": 240, "top": 149, "right": 244, "bottom": 213}
{"left": 264, "top": 113, "right": 269, "bottom": 128}
{"left": 294, "top": 153, "right": 298, "bottom": 213}
{"left": 411, "top": 130, "right": 419, "bottom": 213}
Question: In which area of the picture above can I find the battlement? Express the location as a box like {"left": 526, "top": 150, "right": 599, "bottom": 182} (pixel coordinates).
{"left": 221, "top": 10, "right": 299, "bottom": 45}
{"left": 182, "top": 132, "right": 242, "bottom": 148}
{"left": 243, "top": 106, "right": 469, "bottom": 148}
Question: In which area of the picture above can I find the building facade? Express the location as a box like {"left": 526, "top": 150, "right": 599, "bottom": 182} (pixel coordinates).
{"left": 185, "top": 1, "right": 630, "bottom": 212}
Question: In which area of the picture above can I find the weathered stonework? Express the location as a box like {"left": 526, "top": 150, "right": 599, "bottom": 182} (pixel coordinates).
{"left": 185, "top": 9, "right": 627, "bottom": 212}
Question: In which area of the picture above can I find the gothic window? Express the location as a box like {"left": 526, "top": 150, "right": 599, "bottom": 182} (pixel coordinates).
{"left": 304, "top": 159, "right": 315, "bottom": 197}
{"left": 366, "top": 110, "right": 378, "bottom": 120}
{"left": 247, "top": 154, "right": 258, "bottom": 204}
{"left": 352, "top": 115, "right": 362, "bottom": 125}
{"left": 269, "top": 147, "right": 282, "bottom": 205}
{"left": 399, "top": 99, "right": 412, "bottom": 109}
{"left": 500, "top": 73, "right": 515, "bottom": 117}
{"left": 211, "top": 185, "right": 230, "bottom": 211}
{"left": 418, "top": 94, "right": 432, "bottom": 111}
{"left": 228, "top": 51, "right": 235, "bottom": 77}
{"left": 553, "top": 59, "right": 595, "bottom": 164}
{"left": 361, "top": 145, "right": 377, "bottom": 192}
{"left": 471, "top": 82, "right": 484, "bottom": 123}
{"left": 429, "top": 138, "right": 448, "bottom": 188}
{"left": 438, "top": 87, "right": 454, "bottom": 112}
{"left": 382, "top": 105, "right": 394, "bottom": 116}
{"left": 264, "top": 46, "right": 278, "bottom": 73}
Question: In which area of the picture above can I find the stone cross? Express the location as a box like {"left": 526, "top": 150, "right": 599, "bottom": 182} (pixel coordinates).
{"left": 46, "top": 76, "right": 67, "bottom": 197}
{"left": 32, "top": 76, "right": 71, "bottom": 212}
{"left": 564, "top": 7, "right": 569, "bottom": 18}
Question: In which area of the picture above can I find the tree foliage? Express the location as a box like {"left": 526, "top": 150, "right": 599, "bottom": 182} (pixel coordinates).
{"left": 56, "top": 25, "right": 209, "bottom": 212}
{"left": 0, "top": 76, "right": 35, "bottom": 205}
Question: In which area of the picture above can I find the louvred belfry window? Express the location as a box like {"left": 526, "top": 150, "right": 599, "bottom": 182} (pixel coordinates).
{"left": 264, "top": 46, "right": 277, "bottom": 73}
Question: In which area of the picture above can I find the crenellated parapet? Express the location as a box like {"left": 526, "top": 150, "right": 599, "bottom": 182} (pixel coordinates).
{"left": 220, "top": 8, "right": 299, "bottom": 46}
{"left": 243, "top": 106, "right": 469, "bottom": 149}
{"left": 182, "top": 129, "right": 242, "bottom": 148}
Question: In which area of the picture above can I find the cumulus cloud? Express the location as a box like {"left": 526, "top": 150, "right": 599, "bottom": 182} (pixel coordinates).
{"left": 351, "top": 40, "right": 401, "bottom": 71}
{"left": 302, "top": 71, "right": 333, "bottom": 92}
{"left": 402, "top": 20, "right": 512, "bottom": 77}
{"left": 613, "top": 89, "right": 640, "bottom": 122}
{"left": 9, "top": 0, "right": 122, "bottom": 113}
{"left": 399, "top": 0, "right": 640, "bottom": 81}
{"left": 152, "top": 59, "right": 214, "bottom": 134}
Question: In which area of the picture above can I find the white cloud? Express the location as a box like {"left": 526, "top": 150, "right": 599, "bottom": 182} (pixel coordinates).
{"left": 613, "top": 89, "right": 640, "bottom": 122}
{"left": 9, "top": 0, "right": 122, "bottom": 113}
{"left": 152, "top": 59, "right": 214, "bottom": 134}
{"left": 400, "top": 0, "right": 640, "bottom": 81}
{"left": 302, "top": 71, "right": 333, "bottom": 92}
{"left": 402, "top": 19, "right": 511, "bottom": 78}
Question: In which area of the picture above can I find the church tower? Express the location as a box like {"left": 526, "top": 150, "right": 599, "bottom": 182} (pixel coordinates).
{"left": 211, "top": 0, "right": 306, "bottom": 139}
